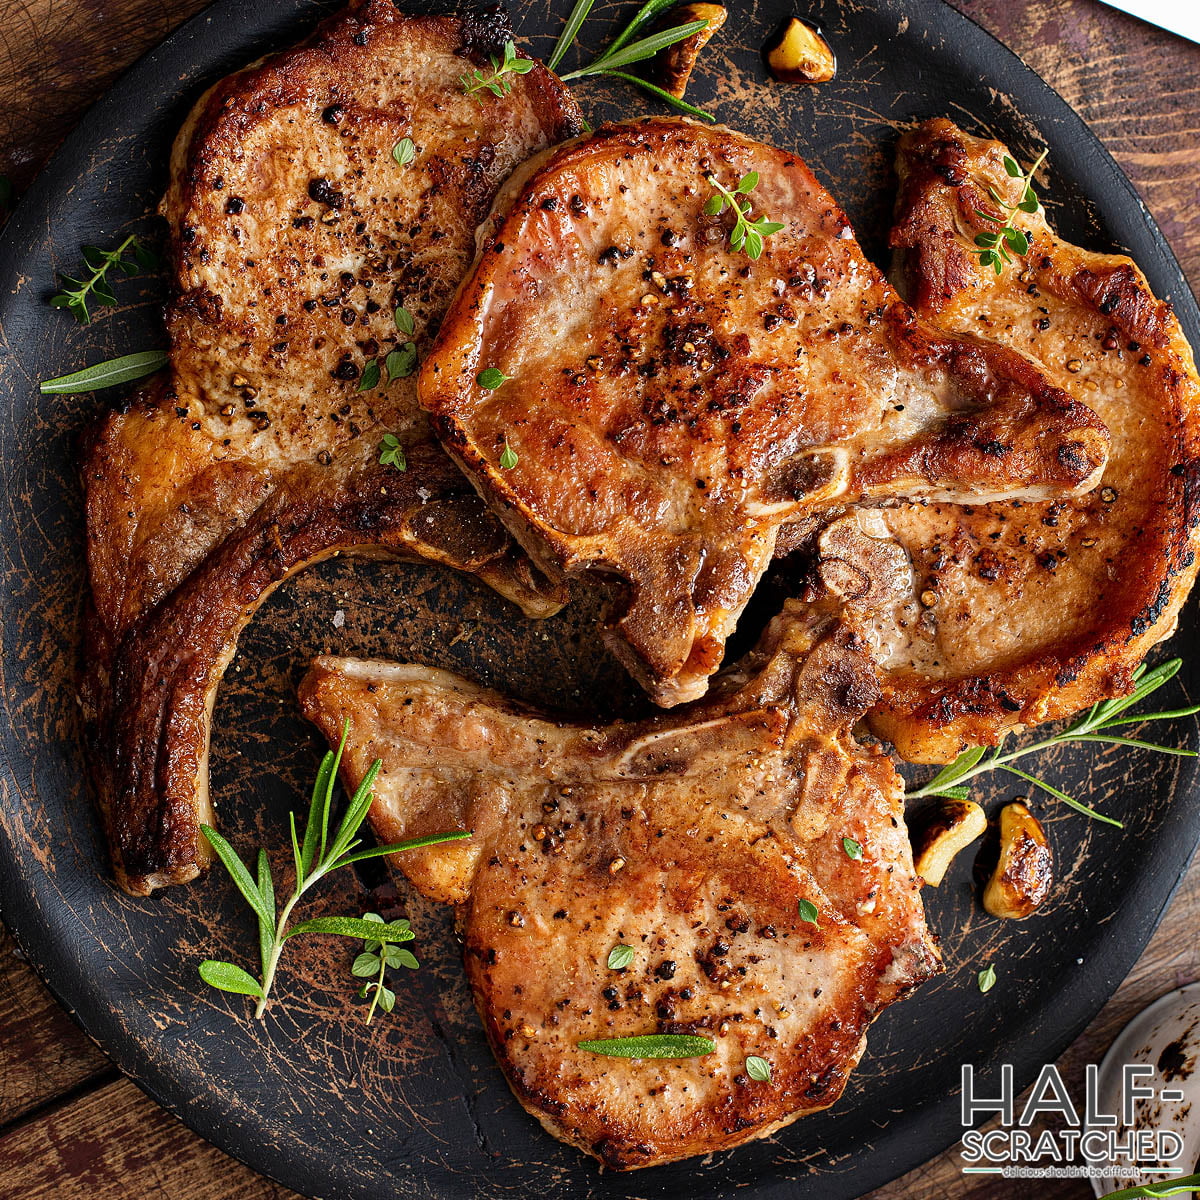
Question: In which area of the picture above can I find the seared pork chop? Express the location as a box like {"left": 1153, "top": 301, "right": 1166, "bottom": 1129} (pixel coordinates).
{"left": 809, "top": 118, "right": 1200, "bottom": 762}
{"left": 299, "top": 603, "right": 941, "bottom": 1169}
{"left": 82, "top": 1, "right": 582, "bottom": 894}
{"left": 419, "top": 117, "right": 1110, "bottom": 709}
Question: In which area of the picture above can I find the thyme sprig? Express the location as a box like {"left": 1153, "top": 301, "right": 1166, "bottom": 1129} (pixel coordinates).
{"left": 703, "top": 171, "right": 785, "bottom": 260}
{"left": 550, "top": 0, "right": 716, "bottom": 121}
{"left": 51, "top": 234, "right": 157, "bottom": 324}
{"left": 908, "top": 659, "right": 1199, "bottom": 827}
{"left": 461, "top": 40, "right": 536, "bottom": 98}
{"left": 967, "top": 149, "right": 1046, "bottom": 276}
{"left": 351, "top": 911, "right": 418, "bottom": 1023}
{"left": 198, "top": 721, "right": 470, "bottom": 1019}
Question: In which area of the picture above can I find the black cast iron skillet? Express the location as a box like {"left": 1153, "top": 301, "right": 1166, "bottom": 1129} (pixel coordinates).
{"left": 1, "top": 1, "right": 1198, "bottom": 1196}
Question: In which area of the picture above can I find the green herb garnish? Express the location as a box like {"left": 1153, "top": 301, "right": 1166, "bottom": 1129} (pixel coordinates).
{"left": 360, "top": 341, "right": 416, "bottom": 393}
{"left": 703, "top": 171, "right": 785, "bottom": 260}
{"left": 477, "top": 367, "right": 511, "bottom": 389}
{"left": 842, "top": 837, "right": 863, "bottom": 861}
{"left": 967, "top": 149, "right": 1046, "bottom": 276}
{"left": 461, "top": 40, "right": 536, "bottom": 98}
{"left": 386, "top": 343, "right": 418, "bottom": 381}
{"left": 607, "top": 944, "right": 634, "bottom": 970}
{"left": 378, "top": 433, "right": 407, "bottom": 472}
{"left": 578, "top": 1033, "right": 715, "bottom": 1058}
{"left": 51, "top": 234, "right": 158, "bottom": 324}
{"left": 1098, "top": 1174, "right": 1200, "bottom": 1199}
{"left": 394, "top": 304, "right": 415, "bottom": 336}
{"left": 499, "top": 440, "right": 519, "bottom": 470}
{"left": 392, "top": 137, "right": 415, "bottom": 167}
{"left": 797, "top": 898, "right": 819, "bottom": 926}
{"left": 198, "top": 721, "right": 470, "bottom": 1019}
{"left": 978, "top": 964, "right": 997, "bottom": 994}
{"left": 40, "top": 349, "right": 168, "bottom": 393}
{"left": 745, "top": 1055, "right": 772, "bottom": 1083}
{"left": 351, "top": 911, "right": 419, "bottom": 1023}
{"left": 908, "top": 658, "right": 1199, "bottom": 826}
{"left": 550, "top": 0, "right": 716, "bottom": 121}
{"left": 358, "top": 359, "right": 381, "bottom": 391}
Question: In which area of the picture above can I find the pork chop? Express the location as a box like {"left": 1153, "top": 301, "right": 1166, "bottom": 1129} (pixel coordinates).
{"left": 81, "top": 0, "right": 583, "bottom": 894}
{"left": 418, "top": 116, "right": 1110, "bottom": 709}
{"left": 806, "top": 118, "right": 1200, "bottom": 762}
{"left": 299, "top": 602, "right": 941, "bottom": 1169}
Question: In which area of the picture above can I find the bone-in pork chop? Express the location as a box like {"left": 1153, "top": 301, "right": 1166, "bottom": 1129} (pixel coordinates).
{"left": 81, "top": 1, "right": 582, "bottom": 894}
{"left": 806, "top": 118, "right": 1200, "bottom": 762}
{"left": 299, "top": 603, "right": 941, "bottom": 1169}
{"left": 419, "top": 116, "right": 1110, "bottom": 709}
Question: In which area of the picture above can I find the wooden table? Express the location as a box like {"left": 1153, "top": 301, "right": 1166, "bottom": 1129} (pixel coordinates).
{"left": 1, "top": 1, "right": 1197, "bottom": 1196}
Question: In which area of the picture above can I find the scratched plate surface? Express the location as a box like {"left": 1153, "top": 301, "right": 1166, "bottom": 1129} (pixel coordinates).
{"left": 1, "top": 1, "right": 1199, "bottom": 1197}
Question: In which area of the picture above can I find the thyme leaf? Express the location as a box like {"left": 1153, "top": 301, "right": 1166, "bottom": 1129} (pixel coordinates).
{"left": 745, "top": 1055, "right": 773, "bottom": 1083}
{"left": 378, "top": 432, "right": 407, "bottom": 472}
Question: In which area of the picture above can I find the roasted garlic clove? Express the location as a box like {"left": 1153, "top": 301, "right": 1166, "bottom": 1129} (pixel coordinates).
{"left": 764, "top": 16, "right": 836, "bottom": 85}
{"left": 657, "top": 4, "right": 727, "bottom": 98}
{"left": 983, "top": 801, "right": 1053, "bottom": 919}
{"left": 912, "top": 800, "right": 987, "bottom": 887}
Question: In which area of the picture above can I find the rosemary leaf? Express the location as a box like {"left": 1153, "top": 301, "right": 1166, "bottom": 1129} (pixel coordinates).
{"left": 578, "top": 1033, "right": 715, "bottom": 1058}
{"left": 39, "top": 350, "right": 167, "bottom": 393}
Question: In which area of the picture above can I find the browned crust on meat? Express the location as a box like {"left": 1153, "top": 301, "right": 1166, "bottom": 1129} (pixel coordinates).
{"left": 82, "top": 2, "right": 582, "bottom": 893}
{"left": 874, "top": 118, "right": 1200, "bottom": 760}
{"left": 298, "top": 605, "right": 941, "bottom": 1168}
{"left": 420, "top": 116, "right": 1109, "bottom": 711}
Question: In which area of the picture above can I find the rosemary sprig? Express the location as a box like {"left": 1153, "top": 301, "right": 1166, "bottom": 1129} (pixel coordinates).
{"left": 908, "top": 659, "right": 1199, "bottom": 827}
{"left": 50, "top": 234, "right": 158, "bottom": 324}
{"left": 1098, "top": 1175, "right": 1200, "bottom": 1199}
{"left": 39, "top": 350, "right": 168, "bottom": 393}
{"left": 350, "top": 911, "right": 418, "bottom": 1023}
{"left": 461, "top": 40, "right": 536, "bottom": 98}
{"left": 550, "top": 0, "right": 716, "bottom": 121}
{"left": 967, "top": 149, "right": 1046, "bottom": 276}
{"left": 198, "top": 721, "right": 470, "bottom": 1019}
{"left": 703, "top": 171, "right": 785, "bottom": 260}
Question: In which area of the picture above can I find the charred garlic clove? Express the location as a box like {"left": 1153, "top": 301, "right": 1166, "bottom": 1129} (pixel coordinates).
{"left": 764, "top": 17, "right": 836, "bottom": 85}
{"left": 657, "top": 4, "right": 728, "bottom": 98}
{"left": 983, "top": 801, "right": 1053, "bottom": 919}
{"left": 912, "top": 799, "right": 987, "bottom": 887}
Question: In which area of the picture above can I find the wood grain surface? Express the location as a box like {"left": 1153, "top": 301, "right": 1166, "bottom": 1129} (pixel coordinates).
{"left": 1, "top": 1, "right": 1198, "bottom": 1197}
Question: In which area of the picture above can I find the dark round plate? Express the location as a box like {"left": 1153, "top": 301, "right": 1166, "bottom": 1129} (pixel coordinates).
{"left": 1, "top": 1, "right": 1198, "bottom": 1197}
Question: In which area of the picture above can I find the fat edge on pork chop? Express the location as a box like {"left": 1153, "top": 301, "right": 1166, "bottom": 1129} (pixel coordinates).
{"left": 828, "top": 117, "right": 1200, "bottom": 762}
